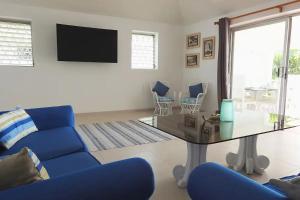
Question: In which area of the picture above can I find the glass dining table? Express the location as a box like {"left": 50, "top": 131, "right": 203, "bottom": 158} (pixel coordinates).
{"left": 139, "top": 111, "right": 300, "bottom": 188}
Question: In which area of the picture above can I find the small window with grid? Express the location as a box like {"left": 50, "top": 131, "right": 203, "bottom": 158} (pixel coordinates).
{"left": 0, "top": 20, "right": 33, "bottom": 67}
{"left": 131, "top": 31, "right": 158, "bottom": 69}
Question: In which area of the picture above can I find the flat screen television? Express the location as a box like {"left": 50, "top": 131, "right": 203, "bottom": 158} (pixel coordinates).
{"left": 56, "top": 24, "right": 118, "bottom": 63}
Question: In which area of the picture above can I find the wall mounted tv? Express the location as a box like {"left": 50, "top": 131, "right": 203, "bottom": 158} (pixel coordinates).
{"left": 56, "top": 24, "right": 118, "bottom": 63}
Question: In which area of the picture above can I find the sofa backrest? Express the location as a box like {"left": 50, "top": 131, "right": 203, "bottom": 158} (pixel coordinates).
{"left": 0, "top": 105, "right": 75, "bottom": 130}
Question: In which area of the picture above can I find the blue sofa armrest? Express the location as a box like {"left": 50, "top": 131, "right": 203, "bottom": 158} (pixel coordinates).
{"left": 187, "top": 163, "right": 287, "bottom": 200}
{"left": 0, "top": 158, "right": 154, "bottom": 200}
{"left": 25, "top": 105, "right": 75, "bottom": 130}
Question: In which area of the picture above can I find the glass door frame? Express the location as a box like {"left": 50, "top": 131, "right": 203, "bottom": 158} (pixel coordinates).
{"left": 278, "top": 17, "right": 292, "bottom": 128}
{"left": 229, "top": 14, "right": 300, "bottom": 128}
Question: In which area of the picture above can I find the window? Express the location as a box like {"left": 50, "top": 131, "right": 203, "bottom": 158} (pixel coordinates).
{"left": 0, "top": 20, "right": 33, "bottom": 67}
{"left": 131, "top": 31, "right": 158, "bottom": 69}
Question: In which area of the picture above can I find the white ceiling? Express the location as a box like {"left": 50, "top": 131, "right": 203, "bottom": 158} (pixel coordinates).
{"left": 0, "top": 0, "right": 287, "bottom": 24}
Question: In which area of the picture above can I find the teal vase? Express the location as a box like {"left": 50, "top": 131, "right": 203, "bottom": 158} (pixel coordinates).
{"left": 220, "top": 99, "right": 234, "bottom": 122}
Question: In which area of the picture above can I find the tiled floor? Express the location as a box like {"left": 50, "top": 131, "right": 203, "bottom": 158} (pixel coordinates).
{"left": 76, "top": 109, "right": 300, "bottom": 200}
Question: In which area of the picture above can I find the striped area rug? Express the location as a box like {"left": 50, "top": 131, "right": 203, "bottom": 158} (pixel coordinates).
{"left": 76, "top": 120, "right": 174, "bottom": 151}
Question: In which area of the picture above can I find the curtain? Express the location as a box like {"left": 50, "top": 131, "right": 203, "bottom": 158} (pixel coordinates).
{"left": 217, "top": 17, "right": 231, "bottom": 110}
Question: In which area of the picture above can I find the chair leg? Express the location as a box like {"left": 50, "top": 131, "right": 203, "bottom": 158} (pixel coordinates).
{"left": 180, "top": 105, "right": 184, "bottom": 114}
{"left": 154, "top": 103, "right": 160, "bottom": 115}
{"left": 154, "top": 106, "right": 157, "bottom": 115}
{"left": 192, "top": 105, "right": 198, "bottom": 113}
{"left": 154, "top": 102, "right": 174, "bottom": 116}
{"left": 168, "top": 104, "right": 173, "bottom": 115}
{"left": 181, "top": 105, "right": 187, "bottom": 114}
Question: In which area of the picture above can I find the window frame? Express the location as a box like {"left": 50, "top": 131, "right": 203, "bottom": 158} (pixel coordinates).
{"left": 0, "top": 18, "right": 34, "bottom": 67}
{"left": 131, "top": 30, "right": 158, "bottom": 70}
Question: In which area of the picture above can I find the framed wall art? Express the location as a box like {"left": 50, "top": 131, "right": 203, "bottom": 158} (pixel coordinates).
{"left": 203, "top": 36, "right": 215, "bottom": 59}
{"left": 186, "top": 53, "right": 200, "bottom": 68}
{"left": 186, "top": 33, "right": 201, "bottom": 49}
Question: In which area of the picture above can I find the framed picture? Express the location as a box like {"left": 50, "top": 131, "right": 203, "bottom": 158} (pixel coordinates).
{"left": 186, "top": 53, "right": 200, "bottom": 68}
{"left": 203, "top": 36, "right": 215, "bottom": 59}
{"left": 186, "top": 33, "right": 201, "bottom": 49}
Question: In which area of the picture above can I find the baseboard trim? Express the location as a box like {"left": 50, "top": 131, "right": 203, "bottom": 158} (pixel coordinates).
{"left": 75, "top": 107, "right": 154, "bottom": 115}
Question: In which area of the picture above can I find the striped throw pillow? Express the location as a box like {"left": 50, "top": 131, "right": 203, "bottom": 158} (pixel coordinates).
{"left": 26, "top": 147, "right": 49, "bottom": 180}
{"left": 0, "top": 147, "right": 50, "bottom": 180}
{"left": 0, "top": 109, "right": 38, "bottom": 149}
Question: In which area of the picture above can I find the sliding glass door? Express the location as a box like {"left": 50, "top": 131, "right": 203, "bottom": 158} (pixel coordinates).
{"left": 231, "top": 15, "right": 300, "bottom": 125}
{"left": 285, "top": 16, "right": 300, "bottom": 119}
{"left": 231, "top": 20, "right": 286, "bottom": 114}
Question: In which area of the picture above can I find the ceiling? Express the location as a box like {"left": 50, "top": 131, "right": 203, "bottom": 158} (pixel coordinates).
{"left": 0, "top": 0, "right": 288, "bottom": 24}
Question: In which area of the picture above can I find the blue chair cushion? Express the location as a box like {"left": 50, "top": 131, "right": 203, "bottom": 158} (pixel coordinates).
{"left": 0, "top": 127, "right": 85, "bottom": 161}
{"left": 158, "top": 96, "right": 174, "bottom": 102}
{"left": 181, "top": 96, "right": 203, "bottom": 104}
{"left": 152, "top": 81, "right": 169, "bottom": 96}
{"left": 43, "top": 152, "right": 100, "bottom": 178}
{"left": 189, "top": 83, "right": 203, "bottom": 98}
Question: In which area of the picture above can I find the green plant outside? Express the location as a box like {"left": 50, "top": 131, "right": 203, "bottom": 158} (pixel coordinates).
{"left": 272, "top": 49, "right": 300, "bottom": 79}
{"left": 268, "top": 113, "right": 297, "bottom": 126}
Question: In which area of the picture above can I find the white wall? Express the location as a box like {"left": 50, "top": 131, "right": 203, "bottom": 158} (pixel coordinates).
{"left": 1, "top": 1, "right": 292, "bottom": 114}
{"left": 183, "top": 18, "right": 219, "bottom": 111}
{"left": 0, "top": 3, "right": 183, "bottom": 113}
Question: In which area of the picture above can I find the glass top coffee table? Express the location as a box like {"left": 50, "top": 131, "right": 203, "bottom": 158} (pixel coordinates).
{"left": 139, "top": 111, "right": 300, "bottom": 188}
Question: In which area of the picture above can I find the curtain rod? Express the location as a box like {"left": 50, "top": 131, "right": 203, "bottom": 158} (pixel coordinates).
{"left": 214, "top": 0, "right": 300, "bottom": 25}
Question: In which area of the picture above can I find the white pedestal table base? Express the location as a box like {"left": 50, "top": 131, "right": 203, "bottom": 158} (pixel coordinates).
{"left": 226, "top": 135, "right": 270, "bottom": 174}
{"left": 173, "top": 142, "right": 207, "bottom": 188}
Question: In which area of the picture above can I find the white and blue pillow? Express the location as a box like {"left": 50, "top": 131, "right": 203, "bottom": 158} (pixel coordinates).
{"left": 0, "top": 147, "right": 50, "bottom": 181}
{"left": 26, "top": 147, "right": 49, "bottom": 179}
{"left": 0, "top": 109, "right": 38, "bottom": 149}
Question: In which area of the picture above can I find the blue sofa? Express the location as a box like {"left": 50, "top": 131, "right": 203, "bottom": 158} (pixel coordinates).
{"left": 0, "top": 105, "right": 154, "bottom": 200}
{"left": 187, "top": 162, "right": 289, "bottom": 200}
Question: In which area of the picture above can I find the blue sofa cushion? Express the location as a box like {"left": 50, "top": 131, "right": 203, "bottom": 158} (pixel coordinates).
{"left": 43, "top": 152, "right": 100, "bottom": 178}
{"left": 189, "top": 83, "right": 203, "bottom": 98}
{"left": 152, "top": 81, "right": 169, "bottom": 96}
{"left": 25, "top": 106, "right": 75, "bottom": 130}
{"left": 0, "top": 127, "right": 85, "bottom": 161}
